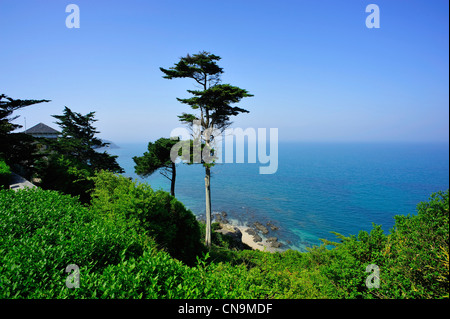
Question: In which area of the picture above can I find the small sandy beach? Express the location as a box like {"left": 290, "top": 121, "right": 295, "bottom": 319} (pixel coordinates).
{"left": 234, "top": 225, "right": 284, "bottom": 253}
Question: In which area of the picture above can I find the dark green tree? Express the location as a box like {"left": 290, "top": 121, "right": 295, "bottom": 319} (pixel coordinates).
{"left": 0, "top": 93, "right": 50, "bottom": 177}
{"left": 160, "top": 51, "right": 253, "bottom": 248}
{"left": 0, "top": 93, "right": 50, "bottom": 140}
{"left": 37, "top": 106, "right": 123, "bottom": 202}
{"left": 133, "top": 137, "right": 179, "bottom": 196}
{"left": 52, "top": 106, "right": 123, "bottom": 173}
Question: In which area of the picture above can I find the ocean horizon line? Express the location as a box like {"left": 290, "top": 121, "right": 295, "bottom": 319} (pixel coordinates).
{"left": 103, "top": 140, "right": 450, "bottom": 148}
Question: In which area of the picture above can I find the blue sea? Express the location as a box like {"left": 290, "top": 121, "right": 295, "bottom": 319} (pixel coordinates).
{"left": 107, "top": 142, "right": 449, "bottom": 251}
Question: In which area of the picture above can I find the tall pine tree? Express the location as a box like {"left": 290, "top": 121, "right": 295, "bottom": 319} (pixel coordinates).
{"left": 160, "top": 51, "right": 253, "bottom": 248}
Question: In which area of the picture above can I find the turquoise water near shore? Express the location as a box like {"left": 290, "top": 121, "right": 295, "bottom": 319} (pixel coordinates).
{"left": 107, "top": 142, "right": 449, "bottom": 251}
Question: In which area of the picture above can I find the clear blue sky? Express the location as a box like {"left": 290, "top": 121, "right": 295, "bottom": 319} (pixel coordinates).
{"left": 0, "top": 0, "right": 448, "bottom": 143}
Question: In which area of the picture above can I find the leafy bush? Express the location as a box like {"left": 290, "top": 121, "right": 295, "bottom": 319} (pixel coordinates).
{"left": 48, "top": 249, "right": 256, "bottom": 299}
{"left": 90, "top": 171, "right": 203, "bottom": 265}
{"left": 0, "top": 188, "right": 149, "bottom": 298}
{"left": 382, "top": 190, "right": 449, "bottom": 298}
{"left": 0, "top": 158, "right": 11, "bottom": 188}
{"left": 35, "top": 154, "right": 95, "bottom": 203}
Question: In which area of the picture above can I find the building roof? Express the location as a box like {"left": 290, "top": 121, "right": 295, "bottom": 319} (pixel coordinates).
{"left": 24, "top": 122, "right": 60, "bottom": 135}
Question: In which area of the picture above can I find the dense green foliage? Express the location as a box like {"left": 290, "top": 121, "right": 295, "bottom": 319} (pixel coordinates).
{"left": 36, "top": 107, "right": 123, "bottom": 202}
{"left": 0, "top": 188, "right": 148, "bottom": 298}
{"left": 51, "top": 106, "right": 122, "bottom": 173}
{"left": 90, "top": 171, "right": 203, "bottom": 265}
{"left": 0, "top": 186, "right": 448, "bottom": 299}
{"left": 0, "top": 158, "right": 11, "bottom": 188}
{"left": 35, "top": 154, "right": 93, "bottom": 201}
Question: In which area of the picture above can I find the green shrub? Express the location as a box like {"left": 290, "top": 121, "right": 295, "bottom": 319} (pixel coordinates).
{"left": 90, "top": 171, "right": 203, "bottom": 265}
{"left": 35, "top": 154, "right": 95, "bottom": 203}
{"left": 382, "top": 190, "right": 449, "bottom": 298}
{"left": 55, "top": 249, "right": 256, "bottom": 299}
{"left": 0, "top": 158, "right": 11, "bottom": 188}
{"left": 0, "top": 188, "right": 150, "bottom": 298}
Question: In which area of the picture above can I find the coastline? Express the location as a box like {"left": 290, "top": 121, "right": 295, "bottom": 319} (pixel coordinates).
{"left": 234, "top": 224, "right": 284, "bottom": 253}
{"left": 213, "top": 214, "right": 285, "bottom": 253}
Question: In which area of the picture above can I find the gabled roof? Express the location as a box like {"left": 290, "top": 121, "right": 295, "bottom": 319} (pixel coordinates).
{"left": 24, "top": 122, "right": 60, "bottom": 135}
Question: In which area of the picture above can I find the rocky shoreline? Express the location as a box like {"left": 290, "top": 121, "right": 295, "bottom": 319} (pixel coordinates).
{"left": 212, "top": 211, "right": 285, "bottom": 253}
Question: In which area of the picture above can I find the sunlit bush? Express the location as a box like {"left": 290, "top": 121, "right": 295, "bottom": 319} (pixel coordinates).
{"left": 90, "top": 171, "right": 203, "bottom": 265}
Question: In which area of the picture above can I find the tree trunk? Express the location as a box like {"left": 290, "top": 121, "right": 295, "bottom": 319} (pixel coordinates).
{"left": 170, "top": 162, "right": 176, "bottom": 197}
{"left": 204, "top": 165, "right": 212, "bottom": 248}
